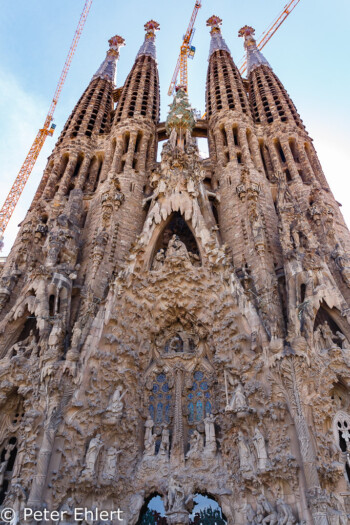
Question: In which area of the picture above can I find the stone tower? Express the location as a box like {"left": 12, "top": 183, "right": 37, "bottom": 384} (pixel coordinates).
{"left": 1, "top": 14, "right": 350, "bottom": 525}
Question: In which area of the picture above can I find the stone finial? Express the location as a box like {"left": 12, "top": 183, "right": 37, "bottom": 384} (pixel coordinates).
{"left": 206, "top": 15, "right": 231, "bottom": 58}
{"left": 238, "top": 25, "right": 271, "bottom": 75}
{"left": 92, "top": 34, "right": 125, "bottom": 83}
{"left": 136, "top": 20, "right": 160, "bottom": 60}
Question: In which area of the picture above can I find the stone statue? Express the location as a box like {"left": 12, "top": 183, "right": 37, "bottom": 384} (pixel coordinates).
{"left": 167, "top": 477, "right": 185, "bottom": 512}
{"left": 81, "top": 435, "right": 103, "bottom": 479}
{"left": 186, "top": 430, "right": 203, "bottom": 459}
{"left": 331, "top": 243, "right": 350, "bottom": 287}
{"left": 102, "top": 446, "right": 121, "bottom": 481}
{"left": 204, "top": 414, "right": 216, "bottom": 454}
{"left": 159, "top": 426, "right": 170, "bottom": 456}
{"left": 144, "top": 431, "right": 156, "bottom": 458}
{"left": 104, "top": 385, "right": 126, "bottom": 423}
{"left": 246, "top": 503, "right": 258, "bottom": 525}
{"left": 166, "top": 235, "right": 190, "bottom": 261}
{"left": 237, "top": 431, "right": 254, "bottom": 474}
{"left": 226, "top": 382, "right": 248, "bottom": 413}
{"left": 276, "top": 498, "right": 297, "bottom": 525}
{"left": 336, "top": 331, "right": 350, "bottom": 350}
{"left": 257, "top": 495, "right": 278, "bottom": 525}
{"left": 153, "top": 249, "right": 165, "bottom": 270}
{"left": 252, "top": 427, "right": 269, "bottom": 470}
{"left": 144, "top": 416, "right": 154, "bottom": 445}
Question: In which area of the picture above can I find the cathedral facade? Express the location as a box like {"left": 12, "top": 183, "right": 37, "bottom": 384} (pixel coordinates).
{"left": 0, "top": 14, "right": 350, "bottom": 525}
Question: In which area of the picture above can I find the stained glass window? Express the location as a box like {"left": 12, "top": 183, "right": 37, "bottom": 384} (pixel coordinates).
{"left": 187, "top": 371, "right": 211, "bottom": 423}
{"left": 149, "top": 373, "right": 171, "bottom": 424}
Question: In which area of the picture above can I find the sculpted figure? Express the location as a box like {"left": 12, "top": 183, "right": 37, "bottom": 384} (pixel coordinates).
{"left": 204, "top": 414, "right": 216, "bottom": 454}
{"left": 105, "top": 385, "right": 126, "bottom": 422}
{"left": 159, "top": 426, "right": 170, "bottom": 456}
{"left": 252, "top": 427, "right": 269, "bottom": 470}
{"left": 246, "top": 503, "right": 258, "bottom": 525}
{"left": 166, "top": 235, "right": 190, "bottom": 261}
{"left": 82, "top": 435, "right": 103, "bottom": 479}
{"left": 276, "top": 498, "right": 296, "bottom": 525}
{"left": 153, "top": 249, "right": 165, "bottom": 270}
{"left": 186, "top": 430, "right": 203, "bottom": 459}
{"left": 331, "top": 243, "right": 350, "bottom": 287}
{"left": 226, "top": 383, "right": 248, "bottom": 412}
{"left": 102, "top": 446, "right": 121, "bottom": 481}
{"left": 144, "top": 416, "right": 154, "bottom": 445}
{"left": 167, "top": 477, "right": 185, "bottom": 512}
{"left": 320, "top": 322, "right": 336, "bottom": 349}
{"left": 257, "top": 495, "right": 278, "bottom": 525}
{"left": 336, "top": 331, "right": 350, "bottom": 351}
{"left": 237, "top": 432, "right": 254, "bottom": 474}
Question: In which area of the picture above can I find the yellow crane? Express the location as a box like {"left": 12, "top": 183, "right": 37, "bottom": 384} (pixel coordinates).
{"left": 0, "top": 0, "right": 93, "bottom": 249}
{"left": 168, "top": 0, "right": 202, "bottom": 95}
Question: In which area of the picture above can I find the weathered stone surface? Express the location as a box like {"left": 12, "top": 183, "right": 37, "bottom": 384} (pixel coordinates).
{"left": 0, "top": 16, "right": 349, "bottom": 525}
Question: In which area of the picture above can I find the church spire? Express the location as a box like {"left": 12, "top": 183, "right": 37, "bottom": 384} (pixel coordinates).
{"left": 136, "top": 20, "right": 160, "bottom": 61}
{"left": 206, "top": 15, "right": 231, "bottom": 58}
{"left": 92, "top": 34, "right": 125, "bottom": 84}
{"left": 238, "top": 26, "right": 271, "bottom": 76}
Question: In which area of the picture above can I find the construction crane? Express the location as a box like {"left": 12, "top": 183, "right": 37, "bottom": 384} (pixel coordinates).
{"left": 237, "top": 0, "right": 301, "bottom": 75}
{"left": 168, "top": 0, "right": 202, "bottom": 96}
{"left": 0, "top": 0, "right": 93, "bottom": 248}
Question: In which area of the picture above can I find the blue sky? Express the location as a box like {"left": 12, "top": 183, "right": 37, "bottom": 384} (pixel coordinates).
{"left": 0, "top": 0, "right": 349, "bottom": 254}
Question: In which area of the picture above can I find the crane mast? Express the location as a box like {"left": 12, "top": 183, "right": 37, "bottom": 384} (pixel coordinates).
{"left": 168, "top": 0, "right": 202, "bottom": 96}
{"left": 0, "top": 0, "right": 93, "bottom": 247}
{"left": 237, "top": 0, "right": 301, "bottom": 75}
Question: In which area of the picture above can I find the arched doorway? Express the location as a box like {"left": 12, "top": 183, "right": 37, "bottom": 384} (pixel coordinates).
{"left": 189, "top": 494, "right": 227, "bottom": 524}
{"left": 137, "top": 494, "right": 168, "bottom": 524}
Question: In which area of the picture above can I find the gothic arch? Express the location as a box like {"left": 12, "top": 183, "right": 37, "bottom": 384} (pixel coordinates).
{"left": 314, "top": 302, "right": 350, "bottom": 342}
{"left": 146, "top": 212, "right": 203, "bottom": 270}
{"left": 136, "top": 492, "right": 168, "bottom": 525}
{"left": 189, "top": 492, "right": 227, "bottom": 524}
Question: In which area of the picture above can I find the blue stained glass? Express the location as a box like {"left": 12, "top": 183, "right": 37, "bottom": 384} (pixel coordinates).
{"left": 153, "top": 384, "right": 159, "bottom": 393}
{"left": 196, "top": 400, "right": 203, "bottom": 421}
{"left": 194, "top": 371, "right": 204, "bottom": 381}
{"left": 166, "top": 394, "right": 171, "bottom": 400}
{"left": 188, "top": 402, "right": 194, "bottom": 423}
{"left": 205, "top": 392, "right": 210, "bottom": 398}
{"left": 162, "top": 383, "right": 169, "bottom": 393}
{"left": 165, "top": 404, "right": 171, "bottom": 423}
{"left": 149, "top": 395, "right": 155, "bottom": 402}
{"left": 192, "top": 382, "right": 198, "bottom": 391}
{"left": 200, "top": 381, "right": 208, "bottom": 391}
{"left": 188, "top": 393, "right": 194, "bottom": 399}
{"left": 158, "top": 394, "right": 163, "bottom": 399}
{"left": 196, "top": 392, "right": 202, "bottom": 397}
{"left": 156, "top": 402, "right": 163, "bottom": 423}
{"left": 149, "top": 405, "right": 155, "bottom": 419}
{"left": 157, "top": 373, "right": 166, "bottom": 383}
{"left": 205, "top": 401, "right": 212, "bottom": 415}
